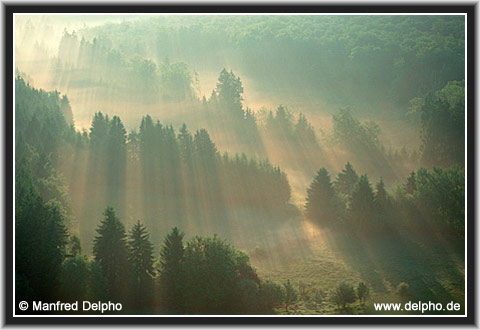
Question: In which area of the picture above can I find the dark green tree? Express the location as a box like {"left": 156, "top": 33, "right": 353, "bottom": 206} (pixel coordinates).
{"left": 59, "top": 254, "right": 90, "bottom": 302}
{"left": 193, "top": 128, "right": 218, "bottom": 164}
{"left": 15, "top": 165, "right": 68, "bottom": 301}
{"left": 157, "top": 227, "right": 185, "bottom": 313}
{"left": 305, "top": 168, "right": 339, "bottom": 227}
{"left": 89, "top": 112, "right": 109, "bottom": 152}
{"left": 295, "top": 113, "right": 318, "bottom": 147}
{"left": 334, "top": 162, "right": 359, "bottom": 196}
{"left": 415, "top": 166, "right": 464, "bottom": 237}
{"left": 92, "top": 206, "right": 128, "bottom": 301}
{"left": 127, "top": 221, "right": 155, "bottom": 310}
{"left": 374, "top": 178, "right": 391, "bottom": 222}
{"left": 106, "top": 115, "right": 127, "bottom": 215}
{"left": 418, "top": 81, "right": 464, "bottom": 167}
{"left": 178, "top": 123, "right": 194, "bottom": 165}
{"left": 258, "top": 280, "right": 285, "bottom": 312}
{"left": 348, "top": 175, "right": 376, "bottom": 229}
{"left": 88, "top": 259, "right": 109, "bottom": 301}
{"left": 181, "top": 235, "right": 259, "bottom": 314}
{"left": 215, "top": 68, "right": 244, "bottom": 119}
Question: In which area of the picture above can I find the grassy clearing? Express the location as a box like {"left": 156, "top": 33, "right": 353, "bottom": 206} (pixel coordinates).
{"left": 251, "top": 223, "right": 464, "bottom": 316}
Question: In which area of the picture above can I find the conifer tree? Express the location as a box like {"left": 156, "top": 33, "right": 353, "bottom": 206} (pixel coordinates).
{"left": 374, "top": 178, "right": 391, "bottom": 222}
{"left": 59, "top": 254, "right": 89, "bottom": 302}
{"left": 89, "top": 112, "right": 109, "bottom": 152}
{"left": 193, "top": 129, "right": 218, "bottom": 164}
{"left": 178, "top": 123, "right": 194, "bottom": 165}
{"left": 295, "top": 113, "right": 317, "bottom": 146}
{"left": 88, "top": 259, "right": 109, "bottom": 301}
{"left": 157, "top": 227, "right": 185, "bottom": 313}
{"left": 334, "top": 162, "right": 359, "bottom": 196}
{"left": 127, "top": 221, "right": 155, "bottom": 310}
{"left": 93, "top": 206, "right": 128, "bottom": 301}
{"left": 215, "top": 68, "right": 244, "bottom": 119}
{"left": 15, "top": 166, "right": 68, "bottom": 301}
{"left": 305, "top": 168, "right": 339, "bottom": 227}
{"left": 349, "top": 175, "right": 376, "bottom": 229}
{"left": 106, "top": 115, "right": 127, "bottom": 214}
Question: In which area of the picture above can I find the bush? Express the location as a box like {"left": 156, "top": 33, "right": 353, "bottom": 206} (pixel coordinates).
{"left": 357, "top": 282, "right": 370, "bottom": 304}
{"left": 236, "top": 279, "right": 260, "bottom": 313}
{"left": 283, "top": 279, "right": 298, "bottom": 313}
{"left": 331, "top": 282, "right": 356, "bottom": 309}
{"left": 258, "top": 280, "right": 284, "bottom": 312}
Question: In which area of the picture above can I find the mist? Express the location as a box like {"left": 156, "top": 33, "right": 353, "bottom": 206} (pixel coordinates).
{"left": 15, "top": 14, "right": 465, "bottom": 315}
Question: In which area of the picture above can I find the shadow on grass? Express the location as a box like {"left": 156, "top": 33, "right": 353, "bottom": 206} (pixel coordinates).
{"left": 324, "top": 222, "right": 465, "bottom": 313}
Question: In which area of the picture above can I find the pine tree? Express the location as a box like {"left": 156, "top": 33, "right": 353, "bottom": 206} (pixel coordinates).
{"left": 295, "top": 113, "right": 317, "bottom": 146}
{"left": 59, "top": 255, "right": 89, "bottom": 301}
{"left": 374, "top": 178, "right": 391, "bottom": 222}
{"left": 348, "top": 175, "right": 375, "bottom": 229}
{"left": 127, "top": 221, "right": 155, "bottom": 310}
{"left": 88, "top": 259, "right": 109, "bottom": 301}
{"left": 157, "top": 227, "right": 185, "bottom": 313}
{"left": 15, "top": 165, "right": 68, "bottom": 301}
{"left": 93, "top": 206, "right": 128, "bottom": 301}
{"left": 215, "top": 68, "right": 244, "bottom": 119}
{"left": 106, "top": 115, "right": 127, "bottom": 214}
{"left": 305, "top": 168, "right": 339, "bottom": 227}
{"left": 334, "top": 162, "right": 359, "bottom": 196}
{"left": 193, "top": 129, "right": 218, "bottom": 163}
{"left": 332, "top": 282, "right": 357, "bottom": 309}
{"left": 274, "top": 105, "right": 294, "bottom": 134}
{"left": 178, "top": 123, "right": 194, "bottom": 165}
{"left": 357, "top": 282, "right": 370, "bottom": 304}
{"left": 89, "top": 112, "right": 109, "bottom": 152}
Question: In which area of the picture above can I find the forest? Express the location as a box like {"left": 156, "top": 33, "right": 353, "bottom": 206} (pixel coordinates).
{"left": 14, "top": 14, "right": 465, "bottom": 315}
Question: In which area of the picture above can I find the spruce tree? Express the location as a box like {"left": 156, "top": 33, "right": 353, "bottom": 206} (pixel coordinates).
{"left": 88, "top": 259, "right": 109, "bottom": 301}
{"left": 348, "top": 175, "right": 375, "bottom": 229}
{"left": 15, "top": 165, "right": 68, "bottom": 302}
{"left": 305, "top": 168, "right": 339, "bottom": 227}
{"left": 178, "top": 123, "right": 194, "bottom": 165}
{"left": 295, "top": 113, "right": 317, "bottom": 146}
{"left": 127, "top": 221, "right": 155, "bottom": 310}
{"left": 158, "top": 227, "right": 185, "bottom": 313}
{"left": 374, "top": 178, "right": 391, "bottom": 222}
{"left": 93, "top": 206, "right": 128, "bottom": 301}
{"left": 334, "top": 162, "right": 359, "bottom": 196}
{"left": 89, "top": 112, "right": 109, "bottom": 152}
{"left": 215, "top": 68, "right": 244, "bottom": 119}
{"left": 59, "top": 254, "right": 89, "bottom": 302}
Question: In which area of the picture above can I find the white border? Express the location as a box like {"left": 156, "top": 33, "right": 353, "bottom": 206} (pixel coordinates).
{"left": 12, "top": 12, "right": 469, "bottom": 318}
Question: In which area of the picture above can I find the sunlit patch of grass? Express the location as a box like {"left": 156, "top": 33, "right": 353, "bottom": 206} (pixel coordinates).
{"left": 253, "top": 231, "right": 464, "bottom": 315}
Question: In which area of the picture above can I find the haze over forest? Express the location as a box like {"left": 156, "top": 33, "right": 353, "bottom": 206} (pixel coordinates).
{"left": 15, "top": 14, "right": 465, "bottom": 315}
